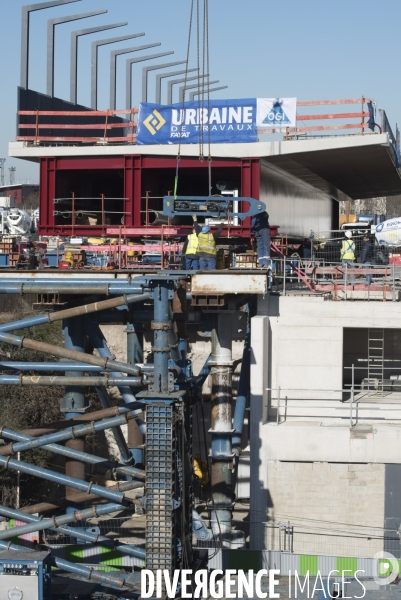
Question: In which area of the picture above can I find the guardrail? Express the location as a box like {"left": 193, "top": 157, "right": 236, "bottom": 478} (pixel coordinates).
{"left": 17, "top": 108, "right": 138, "bottom": 144}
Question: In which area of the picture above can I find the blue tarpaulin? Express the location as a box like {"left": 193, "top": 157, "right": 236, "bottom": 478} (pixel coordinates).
{"left": 136, "top": 99, "right": 257, "bottom": 145}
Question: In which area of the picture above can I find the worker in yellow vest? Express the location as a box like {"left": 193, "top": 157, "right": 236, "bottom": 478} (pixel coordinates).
{"left": 183, "top": 227, "right": 200, "bottom": 270}
{"left": 341, "top": 230, "right": 356, "bottom": 284}
{"left": 340, "top": 231, "right": 355, "bottom": 262}
{"left": 193, "top": 214, "right": 225, "bottom": 270}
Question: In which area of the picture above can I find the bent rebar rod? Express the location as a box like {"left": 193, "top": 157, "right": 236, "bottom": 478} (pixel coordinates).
{"left": 0, "top": 330, "right": 139, "bottom": 376}
{"left": 0, "top": 427, "right": 143, "bottom": 479}
{"left": 0, "top": 293, "right": 150, "bottom": 334}
{"left": 0, "top": 505, "right": 145, "bottom": 559}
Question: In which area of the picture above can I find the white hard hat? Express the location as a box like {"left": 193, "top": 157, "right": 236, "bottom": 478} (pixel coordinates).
{"left": 345, "top": 230, "right": 352, "bottom": 238}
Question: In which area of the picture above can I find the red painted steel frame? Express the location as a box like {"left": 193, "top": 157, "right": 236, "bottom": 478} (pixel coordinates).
{"left": 38, "top": 155, "right": 261, "bottom": 238}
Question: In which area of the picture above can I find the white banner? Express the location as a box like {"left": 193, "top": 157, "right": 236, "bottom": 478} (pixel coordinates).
{"left": 257, "top": 97, "right": 297, "bottom": 128}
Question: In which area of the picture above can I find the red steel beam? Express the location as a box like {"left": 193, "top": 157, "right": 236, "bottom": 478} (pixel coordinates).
{"left": 81, "top": 244, "right": 184, "bottom": 251}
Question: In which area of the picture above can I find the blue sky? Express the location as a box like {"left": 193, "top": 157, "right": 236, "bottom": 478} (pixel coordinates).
{"left": 1, "top": 0, "right": 401, "bottom": 182}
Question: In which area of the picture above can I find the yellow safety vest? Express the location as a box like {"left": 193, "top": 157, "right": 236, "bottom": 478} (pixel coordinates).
{"left": 185, "top": 233, "right": 199, "bottom": 255}
{"left": 341, "top": 239, "right": 355, "bottom": 260}
{"left": 198, "top": 232, "right": 216, "bottom": 256}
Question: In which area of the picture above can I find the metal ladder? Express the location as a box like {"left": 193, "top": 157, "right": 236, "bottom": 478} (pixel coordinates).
{"left": 368, "top": 328, "right": 385, "bottom": 391}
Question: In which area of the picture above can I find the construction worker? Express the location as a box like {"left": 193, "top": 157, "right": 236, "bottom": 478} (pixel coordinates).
{"left": 360, "top": 234, "right": 373, "bottom": 285}
{"left": 251, "top": 211, "right": 271, "bottom": 267}
{"left": 182, "top": 226, "right": 199, "bottom": 270}
{"left": 340, "top": 231, "right": 355, "bottom": 262}
{"left": 341, "top": 230, "right": 356, "bottom": 283}
{"left": 193, "top": 214, "right": 225, "bottom": 270}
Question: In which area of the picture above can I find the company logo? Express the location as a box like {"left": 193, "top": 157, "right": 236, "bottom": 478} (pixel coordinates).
{"left": 374, "top": 551, "right": 400, "bottom": 586}
{"left": 262, "top": 98, "right": 291, "bottom": 125}
{"left": 143, "top": 109, "right": 166, "bottom": 135}
{"left": 375, "top": 223, "right": 384, "bottom": 232}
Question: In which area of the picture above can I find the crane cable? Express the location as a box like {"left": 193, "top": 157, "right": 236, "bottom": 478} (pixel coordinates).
{"left": 175, "top": 0, "right": 195, "bottom": 199}
{"left": 175, "top": 0, "right": 211, "bottom": 198}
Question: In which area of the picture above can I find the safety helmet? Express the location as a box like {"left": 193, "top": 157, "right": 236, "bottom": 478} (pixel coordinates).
{"left": 202, "top": 225, "right": 210, "bottom": 234}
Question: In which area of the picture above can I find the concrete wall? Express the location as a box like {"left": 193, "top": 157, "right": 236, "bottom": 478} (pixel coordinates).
{"left": 250, "top": 295, "right": 401, "bottom": 552}
{"left": 264, "top": 461, "right": 385, "bottom": 558}
{"left": 260, "top": 161, "right": 334, "bottom": 237}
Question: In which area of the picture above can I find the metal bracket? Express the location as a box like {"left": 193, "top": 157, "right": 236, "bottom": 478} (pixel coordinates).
{"left": 163, "top": 195, "right": 266, "bottom": 220}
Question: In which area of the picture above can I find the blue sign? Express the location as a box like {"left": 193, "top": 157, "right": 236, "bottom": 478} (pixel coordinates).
{"left": 136, "top": 99, "right": 257, "bottom": 145}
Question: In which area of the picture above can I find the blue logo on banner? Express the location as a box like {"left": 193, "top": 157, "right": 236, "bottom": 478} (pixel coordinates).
{"left": 262, "top": 99, "right": 291, "bottom": 126}
{"left": 137, "top": 99, "right": 257, "bottom": 145}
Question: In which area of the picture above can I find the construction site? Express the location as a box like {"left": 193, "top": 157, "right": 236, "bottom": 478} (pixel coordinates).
{"left": 2, "top": 1, "right": 401, "bottom": 599}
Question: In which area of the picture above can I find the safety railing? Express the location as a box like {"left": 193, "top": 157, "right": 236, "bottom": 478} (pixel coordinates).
{"left": 268, "top": 383, "right": 401, "bottom": 428}
{"left": 53, "top": 195, "right": 128, "bottom": 235}
{"left": 17, "top": 108, "right": 138, "bottom": 144}
{"left": 258, "top": 97, "right": 379, "bottom": 138}
{"left": 262, "top": 522, "right": 396, "bottom": 559}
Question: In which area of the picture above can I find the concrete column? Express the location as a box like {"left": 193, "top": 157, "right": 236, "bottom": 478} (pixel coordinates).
{"left": 249, "top": 315, "right": 270, "bottom": 550}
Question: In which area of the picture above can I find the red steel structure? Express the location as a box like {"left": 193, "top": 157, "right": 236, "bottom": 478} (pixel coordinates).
{"left": 38, "top": 156, "right": 260, "bottom": 237}
{"left": 17, "top": 97, "right": 374, "bottom": 237}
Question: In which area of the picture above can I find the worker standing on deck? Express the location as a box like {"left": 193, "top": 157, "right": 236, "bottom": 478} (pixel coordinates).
{"left": 193, "top": 214, "right": 225, "bottom": 270}
{"left": 340, "top": 231, "right": 355, "bottom": 263}
{"left": 182, "top": 224, "right": 200, "bottom": 270}
{"left": 251, "top": 210, "right": 271, "bottom": 267}
{"left": 341, "top": 230, "right": 356, "bottom": 283}
{"left": 360, "top": 234, "right": 373, "bottom": 285}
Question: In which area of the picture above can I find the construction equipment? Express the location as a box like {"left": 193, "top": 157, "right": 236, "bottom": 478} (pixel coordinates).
{"left": 163, "top": 195, "right": 265, "bottom": 219}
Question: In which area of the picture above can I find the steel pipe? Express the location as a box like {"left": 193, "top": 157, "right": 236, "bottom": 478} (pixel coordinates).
{"left": 0, "top": 293, "right": 150, "bottom": 334}
{"left": 0, "top": 331, "right": 139, "bottom": 376}
{"left": 232, "top": 326, "right": 251, "bottom": 449}
{"left": 210, "top": 313, "right": 234, "bottom": 546}
{"left": 1, "top": 428, "right": 144, "bottom": 479}
{"left": 16, "top": 480, "right": 144, "bottom": 515}
{"left": 0, "top": 504, "right": 145, "bottom": 559}
{"left": 153, "top": 282, "right": 171, "bottom": 393}
{"left": 0, "top": 502, "right": 122, "bottom": 540}
{"left": 0, "top": 538, "right": 132, "bottom": 591}
{"left": 0, "top": 415, "right": 146, "bottom": 479}
{"left": 20, "top": 404, "right": 138, "bottom": 437}
{"left": 0, "top": 375, "right": 142, "bottom": 386}
{"left": 0, "top": 362, "right": 106, "bottom": 372}
{"left": 0, "top": 455, "right": 131, "bottom": 503}
{"left": 87, "top": 322, "right": 139, "bottom": 404}
{"left": 95, "top": 385, "right": 133, "bottom": 465}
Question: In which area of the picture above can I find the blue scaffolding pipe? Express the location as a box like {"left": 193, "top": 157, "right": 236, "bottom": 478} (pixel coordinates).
{"left": 0, "top": 539, "right": 132, "bottom": 591}
{"left": 0, "top": 330, "right": 139, "bottom": 376}
{"left": 153, "top": 282, "right": 171, "bottom": 393}
{"left": 232, "top": 326, "right": 251, "bottom": 449}
{"left": 87, "top": 322, "right": 139, "bottom": 406}
{"left": 0, "top": 428, "right": 144, "bottom": 479}
{"left": 0, "top": 362, "right": 106, "bottom": 372}
{"left": 0, "top": 416, "right": 145, "bottom": 479}
{"left": 0, "top": 375, "right": 142, "bottom": 386}
{"left": 0, "top": 293, "right": 151, "bottom": 334}
{"left": 94, "top": 385, "right": 134, "bottom": 465}
{"left": 0, "top": 454, "right": 132, "bottom": 503}
{"left": 0, "top": 505, "right": 146, "bottom": 560}
{"left": 0, "top": 502, "right": 120, "bottom": 540}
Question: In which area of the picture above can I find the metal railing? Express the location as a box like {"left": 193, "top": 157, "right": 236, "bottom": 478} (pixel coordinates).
{"left": 17, "top": 108, "right": 138, "bottom": 144}
{"left": 268, "top": 382, "right": 401, "bottom": 428}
